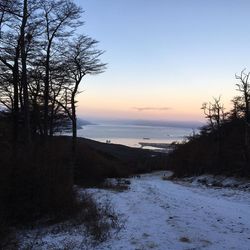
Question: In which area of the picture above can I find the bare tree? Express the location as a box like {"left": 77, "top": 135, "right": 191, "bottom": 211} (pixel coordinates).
{"left": 0, "top": 0, "right": 41, "bottom": 143}
{"left": 201, "top": 97, "right": 226, "bottom": 164}
{"left": 20, "top": 0, "right": 31, "bottom": 143}
{"left": 0, "top": 0, "right": 23, "bottom": 143}
{"left": 41, "top": 0, "right": 82, "bottom": 137}
{"left": 235, "top": 69, "right": 250, "bottom": 165}
{"left": 235, "top": 69, "right": 250, "bottom": 123}
{"left": 229, "top": 96, "right": 243, "bottom": 120}
{"left": 201, "top": 96, "right": 226, "bottom": 132}
{"left": 56, "top": 35, "right": 106, "bottom": 150}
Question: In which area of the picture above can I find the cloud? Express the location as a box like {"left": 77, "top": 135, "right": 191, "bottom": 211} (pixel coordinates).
{"left": 132, "top": 107, "right": 171, "bottom": 112}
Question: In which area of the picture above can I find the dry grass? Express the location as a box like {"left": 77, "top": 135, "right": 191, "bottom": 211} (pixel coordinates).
{"left": 99, "top": 179, "right": 131, "bottom": 192}
{"left": 75, "top": 192, "right": 124, "bottom": 242}
{"left": 162, "top": 175, "right": 174, "bottom": 181}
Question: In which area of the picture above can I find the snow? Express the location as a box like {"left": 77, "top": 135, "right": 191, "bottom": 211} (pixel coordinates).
{"left": 179, "top": 175, "right": 250, "bottom": 191}
{"left": 18, "top": 171, "right": 250, "bottom": 249}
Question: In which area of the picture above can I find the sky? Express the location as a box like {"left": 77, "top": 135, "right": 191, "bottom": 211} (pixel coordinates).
{"left": 74, "top": 0, "right": 250, "bottom": 122}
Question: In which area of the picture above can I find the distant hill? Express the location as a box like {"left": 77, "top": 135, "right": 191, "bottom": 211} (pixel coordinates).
{"left": 99, "top": 119, "right": 202, "bottom": 129}
{"left": 77, "top": 118, "right": 96, "bottom": 129}
{"left": 82, "top": 117, "right": 203, "bottom": 129}
{"left": 126, "top": 120, "right": 203, "bottom": 129}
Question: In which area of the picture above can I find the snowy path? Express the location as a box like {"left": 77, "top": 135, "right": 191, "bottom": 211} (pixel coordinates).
{"left": 95, "top": 171, "right": 250, "bottom": 250}
{"left": 19, "top": 171, "right": 250, "bottom": 249}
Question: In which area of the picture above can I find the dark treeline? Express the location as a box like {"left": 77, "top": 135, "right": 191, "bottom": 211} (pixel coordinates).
{"left": 167, "top": 69, "right": 250, "bottom": 178}
{"left": 0, "top": 0, "right": 107, "bottom": 245}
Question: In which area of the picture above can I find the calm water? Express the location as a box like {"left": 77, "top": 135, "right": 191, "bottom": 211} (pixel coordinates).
{"left": 77, "top": 124, "right": 195, "bottom": 148}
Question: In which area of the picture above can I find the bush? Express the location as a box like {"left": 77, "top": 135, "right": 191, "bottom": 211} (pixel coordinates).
{"left": 98, "top": 178, "right": 130, "bottom": 192}
{"left": 77, "top": 192, "right": 124, "bottom": 242}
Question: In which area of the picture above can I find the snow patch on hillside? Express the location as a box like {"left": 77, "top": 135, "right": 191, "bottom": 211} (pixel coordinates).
{"left": 179, "top": 175, "right": 250, "bottom": 191}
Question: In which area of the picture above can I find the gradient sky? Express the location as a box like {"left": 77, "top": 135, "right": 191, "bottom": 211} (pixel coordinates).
{"left": 74, "top": 0, "right": 250, "bottom": 122}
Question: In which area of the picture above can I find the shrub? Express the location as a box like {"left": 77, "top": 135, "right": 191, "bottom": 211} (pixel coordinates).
{"left": 72, "top": 192, "right": 124, "bottom": 243}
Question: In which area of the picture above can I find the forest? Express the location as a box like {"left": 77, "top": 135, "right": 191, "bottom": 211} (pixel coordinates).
{"left": 167, "top": 70, "right": 250, "bottom": 178}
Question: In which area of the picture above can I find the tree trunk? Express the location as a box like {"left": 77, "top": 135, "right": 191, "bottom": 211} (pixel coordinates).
{"left": 244, "top": 89, "right": 250, "bottom": 169}
{"left": 20, "top": 0, "right": 30, "bottom": 144}
{"left": 49, "top": 102, "right": 54, "bottom": 136}
{"left": 44, "top": 46, "right": 50, "bottom": 137}
{"left": 71, "top": 96, "right": 77, "bottom": 153}
{"left": 12, "top": 49, "right": 19, "bottom": 144}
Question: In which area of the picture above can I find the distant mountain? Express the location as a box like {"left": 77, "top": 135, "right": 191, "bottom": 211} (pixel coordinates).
{"left": 79, "top": 117, "right": 204, "bottom": 129}
{"left": 77, "top": 119, "right": 96, "bottom": 129}
{"left": 95, "top": 119, "right": 202, "bottom": 129}
{"left": 126, "top": 120, "right": 203, "bottom": 129}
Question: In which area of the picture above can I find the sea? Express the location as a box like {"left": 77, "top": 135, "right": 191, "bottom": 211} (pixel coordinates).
{"left": 77, "top": 122, "right": 200, "bottom": 149}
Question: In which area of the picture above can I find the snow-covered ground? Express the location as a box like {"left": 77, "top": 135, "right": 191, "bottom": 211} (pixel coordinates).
{"left": 19, "top": 171, "right": 250, "bottom": 249}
